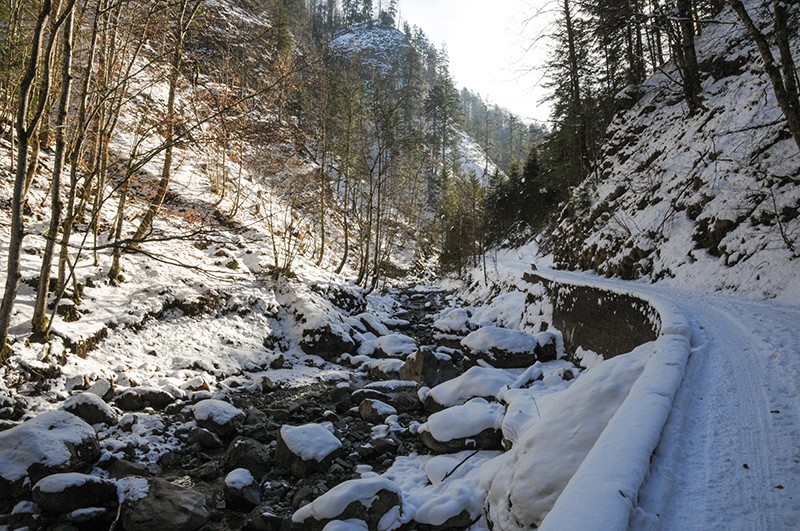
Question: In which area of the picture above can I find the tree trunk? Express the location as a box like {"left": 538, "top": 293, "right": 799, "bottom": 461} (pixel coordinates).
{"left": 32, "top": 0, "right": 77, "bottom": 338}
{"left": 131, "top": 0, "right": 200, "bottom": 244}
{"left": 726, "top": 0, "right": 800, "bottom": 151}
{"left": 677, "top": 0, "right": 703, "bottom": 111}
{"left": 0, "top": 0, "right": 56, "bottom": 359}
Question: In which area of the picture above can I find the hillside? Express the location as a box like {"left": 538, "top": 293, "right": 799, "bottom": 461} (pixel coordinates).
{"left": 552, "top": 2, "right": 800, "bottom": 302}
{"left": 0, "top": 0, "right": 798, "bottom": 530}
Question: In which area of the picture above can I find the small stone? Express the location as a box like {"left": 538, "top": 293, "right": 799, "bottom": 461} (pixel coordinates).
{"left": 189, "top": 461, "right": 221, "bottom": 481}
{"left": 187, "top": 427, "right": 224, "bottom": 449}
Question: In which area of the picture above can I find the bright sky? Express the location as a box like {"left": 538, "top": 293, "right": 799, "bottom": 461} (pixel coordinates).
{"left": 397, "top": 0, "right": 553, "bottom": 125}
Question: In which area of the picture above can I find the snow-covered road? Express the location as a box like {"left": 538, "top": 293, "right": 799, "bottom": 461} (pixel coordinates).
{"left": 538, "top": 268, "right": 800, "bottom": 529}
{"left": 638, "top": 292, "right": 800, "bottom": 530}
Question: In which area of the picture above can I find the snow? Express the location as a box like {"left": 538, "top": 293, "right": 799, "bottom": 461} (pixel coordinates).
{"left": 322, "top": 520, "right": 368, "bottom": 531}
{"left": 460, "top": 326, "right": 539, "bottom": 354}
{"left": 192, "top": 399, "right": 243, "bottom": 425}
{"left": 280, "top": 422, "right": 342, "bottom": 462}
{"left": 225, "top": 468, "right": 255, "bottom": 489}
{"left": 33, "top": 472, "right": 106, "bottom": 494}
{"left": 418, "top": 398, "right": 504, "bottom": 442}
{"left": 485, "top": 340, "right": 654, "bottom": 528}
{"left": 117, "top": 476, "right": 150, "bottom": 503}
{"left": 374, "top": 333, "right": 417, "bottom": 358}
{"left": 422, "top": 366, "right": 518, "bottom": 407}
{"left": 0, "top": 411, "right": 95, "bottom": 483}
{"left": 292, "top": 476, "right": 402, "bottom": 524}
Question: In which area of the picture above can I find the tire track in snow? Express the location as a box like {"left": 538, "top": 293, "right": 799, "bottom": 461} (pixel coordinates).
{"left": 638, "top": 294, "right": 800, "bottom": 530}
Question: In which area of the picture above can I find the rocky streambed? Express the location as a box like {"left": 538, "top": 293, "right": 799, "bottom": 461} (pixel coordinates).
{"left": 0, "top": 284, "right": 581, "bottom": 531}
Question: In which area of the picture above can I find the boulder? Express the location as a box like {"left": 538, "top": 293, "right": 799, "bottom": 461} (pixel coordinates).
{"left": 358, "top": 399, "right": 397, "bottom": 424}
{"left": 121, "top": 478, "right": 209, "bottom": 531}
{"left": 300, "top": 324, "right": 356, "bottom": 361}
{"left": 115, "top": 387, "right": 175, "bottom": 411}
{"left": 224, "top": 468, "right": 262, "bottom": 511}
{"left": 291, "top": 477, "right": 402, "bottom": 531}
{"left": 418, "top": 398, "right": 505, "bottom": 453}
{"left": 86, "top": 378, "right": 115, "bottom": 401}
{"left": 32, "top": 473, "right": 117, "bottom": 514}
{"left": 461, "top": 327, "right": 539, "bottom": 368}
{"left": 0, "top": 411, "right": 99, "bottom": 509}
{"left": 193, "top": 399, "right": 244, "bottom": 437}
{"left": 62, "top": 392, "right": 118, "bottom": 425}
{"left": 373, "top": 333, "right": 417, "bottom": 359}
{"left": 244, "top": 506, "right": 291, "bottom": 531}
{"left": 186, "top": 427, "right": 224, "bottom": 449}
{"left": 399, "top": 348, "right": 461, "bottom": 387}
{"left": 224, "top": 437, "right": 272, "bottom": 480}
{"left": 276, "top": 423, "right": 342, "bottom": 479}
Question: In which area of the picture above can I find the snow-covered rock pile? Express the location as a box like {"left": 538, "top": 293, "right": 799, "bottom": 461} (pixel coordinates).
{"left": 553, "top": 2, "right": 800, "bottom": 302}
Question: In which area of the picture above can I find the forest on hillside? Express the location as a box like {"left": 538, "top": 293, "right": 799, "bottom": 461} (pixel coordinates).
{"left": 0, "top": 0, "right": 799, "bottom": 357}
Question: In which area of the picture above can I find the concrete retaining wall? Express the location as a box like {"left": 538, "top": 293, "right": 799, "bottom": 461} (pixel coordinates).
{"left": 524, "top": 271, "right": 660, "bottom": 358}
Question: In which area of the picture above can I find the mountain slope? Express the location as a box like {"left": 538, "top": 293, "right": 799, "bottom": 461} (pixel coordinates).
{"left": 552, "top": 2, "right": 800, "bottom": 302}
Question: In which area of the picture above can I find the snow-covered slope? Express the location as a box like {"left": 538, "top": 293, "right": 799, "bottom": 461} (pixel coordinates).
{"left": 553, "top": 3, "right": 800, "bottom": 303}
{"left": 331, "top": 23, "right": 411, "bottom": 72}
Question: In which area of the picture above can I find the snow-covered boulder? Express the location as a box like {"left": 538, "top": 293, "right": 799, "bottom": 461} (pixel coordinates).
{"left": 359, "top": 399, "right": 397, "bottom": 424}
{"left": 32, "top": 473, "right": 117, "bottom": 514}
{"left": 0, "top": 411, "right": 99, "bottom": 508}
{"left": 62, "top": 392, "right": 119, "bottom": 426}
{"left": 114, "top": 386, "right": 176, "bottom": 411}
{"left": 433, "top": 308, "right": 477, "bottom": 335}
{"left": 276, "top": 423, "right": 342, "bottom": 478}
{"left": 193, "top": 399, "right": 244, "bottom": 437}
{"left": 121, "top": 478, "right": 209, "bottom": 531}
{"left": 224, "top": 437, "right": 272, "bottom": 480}
{"left": 301, "top": 323, "right": 356, "bottom": 360}
{"left": 461, "top": 327, "right": 558, "bottom": 368}
{"left": 418, "top": 398, "right": 505, "bottom": 453}
{"left": 291, "top": 476, "right": 402, "bottom": 531}
{"left": 223, "top": 468, "right": 261, "bottom": 511}
{"left": 399, "top": 347, "right": 461, "bottom": 387}
{"left": 374, "top": 333, "right": 417, "bottom": 359}
{"left": 423, "top": 366, "right": 518, "bottom": 412}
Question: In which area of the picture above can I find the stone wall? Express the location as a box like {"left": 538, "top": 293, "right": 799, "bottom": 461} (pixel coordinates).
{"left": 524, "top": 272, "right": 660, "bottom": 358}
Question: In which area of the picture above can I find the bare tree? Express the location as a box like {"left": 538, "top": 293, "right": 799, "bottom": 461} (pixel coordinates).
{"left": 726, "top": 0, "right": 800, "bottom": 151}
{"left": 0, "top": 0, "right": 75, "bottom": 358}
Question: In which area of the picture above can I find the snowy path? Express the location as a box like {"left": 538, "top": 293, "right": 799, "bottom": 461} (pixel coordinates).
{"left": 538, "top": 269, "right": 800, "bottom": 529}
{"left": 638, "top": 293, "right": 800, "bottom": 530}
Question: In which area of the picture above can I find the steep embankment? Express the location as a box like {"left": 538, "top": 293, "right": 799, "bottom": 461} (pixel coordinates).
{"left": 553, "top": 3, "right": 800, "bottom": 302}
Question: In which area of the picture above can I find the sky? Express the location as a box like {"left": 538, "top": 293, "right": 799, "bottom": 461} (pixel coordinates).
{"left": 396, "top": 0, "right": 554, "bottom": 125}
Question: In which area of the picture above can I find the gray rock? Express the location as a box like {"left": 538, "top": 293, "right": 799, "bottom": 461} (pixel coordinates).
{"left": 32, "top": 473, "right": 117, "bottom": 514}
{"left": 358, "top": 399, "right": 397, "bottom": 424}
{"left": 107, "top": 459, "right": 150, "bottom": 479}
{"left": 189, "top": 461, "right": 221, "bottom": 481}
{"left": 276, "top": 424, "right": 342, "bottom": 479}
{"left": 115, "top": 387, "right": 175, "bottom": 411}
{"left": 62, "top": 392, "right": 118, "bottom": 425}
{"left": 400, "top": 347, "right": 461, "bottom": 387}
{"left": 187, "top": 427, "right": 223, "bottom": 449}
{"left": 300, "top": 324, "right": 356, "bottom": 361}
{"left": 122, "top": 478, "right": 209, "bottom": 531}
{"left": 193, "top": 399, "right": 244, "bottom": 438}
{"left": 224, "top": 437, "right": 272, "bottom": 480}
{"left": 223, "top": 468, "right": 261, "bottom": 511}
{"left": 291, "top": 477, "right": 401, "bottom": 531}
{"left": 419, "top": 427, "right": 503, "bottom": 453}
{"left": 0, "top": 411, "right": 99, "bottom": 510}
{"left": 244, "top": 505, "right": 290, "bottom": 531}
